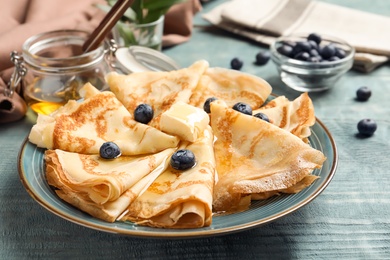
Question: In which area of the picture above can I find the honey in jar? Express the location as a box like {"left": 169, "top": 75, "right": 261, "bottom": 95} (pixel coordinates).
{"left": 20, "top": 30, "right": 113, "bottom": 115}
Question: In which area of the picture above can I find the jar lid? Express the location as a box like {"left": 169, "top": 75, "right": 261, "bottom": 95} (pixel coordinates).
{"left": 115, "top": 46, "right": 181, "bottom": 73}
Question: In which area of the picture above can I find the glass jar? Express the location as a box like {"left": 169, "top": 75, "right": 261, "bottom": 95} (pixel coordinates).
{"left": 112, "top": 15, "right": 164, "bottom": 51}
{"left": 18, "top": 30, "right": 114, "bottom": 115}
{"left": 270, "top": 33, "right": 354, "bottom": 92}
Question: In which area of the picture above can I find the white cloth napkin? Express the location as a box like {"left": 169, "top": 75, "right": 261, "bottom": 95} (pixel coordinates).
{"left": 203, "top": 0, "right": 390, "bottom": 72}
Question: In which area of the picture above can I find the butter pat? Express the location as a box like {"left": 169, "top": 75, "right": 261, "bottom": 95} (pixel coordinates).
{"left": 160, "top": 101, "right": 209, "bottom": 142}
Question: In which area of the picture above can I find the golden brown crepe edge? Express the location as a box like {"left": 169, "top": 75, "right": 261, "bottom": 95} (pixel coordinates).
{"left": 45, "top": 150, "right": 137, "bottom": 222}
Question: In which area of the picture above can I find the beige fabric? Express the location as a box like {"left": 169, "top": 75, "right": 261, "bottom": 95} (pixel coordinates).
{"left": 203, "top": 0, "right": 390, "bottom": 72}
{"left": 0, "top": 0, "right": 106, "bottom": 73}
{"left": 0, "top": 0, "right": 106, "bottom": 124}
{"left": 163, "top": 0, "right": 202, "bottom": 47}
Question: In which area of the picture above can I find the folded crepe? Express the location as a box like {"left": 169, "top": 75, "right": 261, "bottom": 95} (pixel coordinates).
{"left": 189, "top": 67, "right": 272, "bottom": 109}
{"left": 253, "top": 93, "right": 315, "bottom": 143}
{"left": 120, "top": 126, "right": 215, "bottom": 228}
{"left": 45, "top": 148, "right": 174, "bottom": 222}
{"left": 105, "top": 60, "right": 209, "bottom": 128}
{"left": 250, "top": 174, "right": 320, "bottom": 200}
{"left": 28, "top": 83, "right": 179, "bottom": 155}
{"left": 210, "top": 101, "right": 326, "bottom": 212}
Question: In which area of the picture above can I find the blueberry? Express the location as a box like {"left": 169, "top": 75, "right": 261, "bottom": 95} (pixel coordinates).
{"left": 203, "top": 97, "right": 217, "bottom": 113}
{"left": 281, "top": 40, "right": 296, "bottom": 48}
{"left": 308, "top": 56, "right": 322, "bottom": 63}
{"left": 335, "top": 47, "right": 346, "bottom": 59}
{"left": 277, "top": 45, "right": 294, "bottom": 57}
{"left": 307, "top": 33, "right": 322, "bottom": 44}
{"left": 232, "top": 102, "right": 252, "bottom": 115}
{"left": 309, "top": 48, "right": 320, "bottom": 57}
{"left": 308, "top": 40, "right": 319, "bottom": 50}
{"left": 356, "top": 86, "right": 372, "bottom": 101}
{"left": 293, "top": 41, "right": 312, "bottom": 54}
{"left": 253, "top": 112, "right": 269, "bottom": 122}
{"left": 230, "top": 58, "right": 243, "bottom": 70}
{"left": 328, "top": 56, "right": 340, "bottom": 62}
{"left": 100, "top": 142, "right": 121, "bottom": 159}
{"left": 357, "top": 119, "right": 377, "bottom": 136}
{"left": 294, "top": 52, "right": 310, "bottom": 61}
{"left": 134, "top": 104, "right": 154, "bottom": 124}
{"left": 255, "top": 51, "right": 270, "bottom": 65}
{"left": 320, "top": 44, "right": 336, "bottom": 59}
{"left": 170, "top": 149, "right": 196, "bottom": 170}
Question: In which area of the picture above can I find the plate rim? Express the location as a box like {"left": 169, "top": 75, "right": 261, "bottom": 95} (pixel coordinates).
{"left": 17, "top": 117, "right": 338, "bottom": 238}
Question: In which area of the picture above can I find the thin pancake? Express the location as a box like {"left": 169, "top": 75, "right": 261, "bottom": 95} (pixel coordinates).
{"left": 121, "top": 126, "right": 215, "bottom": 228}
{"left": 105, "top": 60, "right": 209, "bottom": 128}
{"left": 189, "top": 67, "right": 272, "bottom": 109}
{"left": 210, "top": 102, "right": 326, "bottom": 212}
{"left": 45, "top": 148, "right": 175, "bottom": 204}
{"left": 253, "top": 93, "right": 315, "bottom": 142}
{"left": 45, "top": 148, "right": 174, "bottom": 222}
{"left": 29, "top": 84, "right": 179, "bottom": 155}
{"left": 250, "top": 175, "right": 320, "bottom": 200}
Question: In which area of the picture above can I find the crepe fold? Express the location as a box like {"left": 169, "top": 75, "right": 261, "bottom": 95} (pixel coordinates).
{"left": 253, "top": 93, "right": 315, "bottom": 143}
{"left": 28, "top": 83, "right": 179, "bottom": 155}
{"left": 105, "top": 61, "right": 273, "bottom": 129}
{"left": 45, "top": 148, "right": 174, "bottom": 222}
{"left": 105, "top": 60, "right": 210, "bottom": 128}
{"left": 120, "top": 126, "right": 216, "bottom": 228}
{"left": 210, "top": 102, "right": 326, "bottom": 212}
{"left": 189, "top": 67, "right": 272, "bottom": 109}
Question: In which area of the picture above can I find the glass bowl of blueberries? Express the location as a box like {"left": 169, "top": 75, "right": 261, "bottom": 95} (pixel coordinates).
{"left": 270, "top": 33, "right": 355, "bottom": 92}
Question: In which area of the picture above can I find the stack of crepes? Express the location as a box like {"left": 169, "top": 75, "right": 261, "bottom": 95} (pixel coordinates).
{"left": 28, "top": 60, "right": 326, "bottom": 229}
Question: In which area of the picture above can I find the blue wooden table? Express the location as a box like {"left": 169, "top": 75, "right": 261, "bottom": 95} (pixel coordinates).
{"left": 1, "top": 0, "right": 389, "bottom": 259}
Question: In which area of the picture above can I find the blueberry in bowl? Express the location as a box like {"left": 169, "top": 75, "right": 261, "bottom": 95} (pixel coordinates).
{"left": 270, "top": 33, "right": 355, "bottom": 92}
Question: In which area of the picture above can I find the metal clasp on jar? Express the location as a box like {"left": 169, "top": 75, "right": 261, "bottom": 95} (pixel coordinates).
{"left": 105, "top": 39, "right": 132, "bottom": 74}
{"left": 4, "top": 51, "right": 27, "bottom": 97}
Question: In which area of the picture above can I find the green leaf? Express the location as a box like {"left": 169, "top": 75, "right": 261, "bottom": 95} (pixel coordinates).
{"left": 117, "top": 21, "right": 137, "bottom": 46}
{"left": 143, "top": 13, "right": 163, "bottom": 24}
{"left": 102, "top": 0, "right": 187, "bottom": 24}
{"left": 123, "top": 7, "right": 137, "bottom": 21}
{"left": 142, "top": 0, "right": 186, "bottom": 23}
{"left": 132, "top": 0, "right": 144, "bottom": 23}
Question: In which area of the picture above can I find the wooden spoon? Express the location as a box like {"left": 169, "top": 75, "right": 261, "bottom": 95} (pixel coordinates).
{"left": 82, "top": 0, "right": 135, "bottom": 53}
